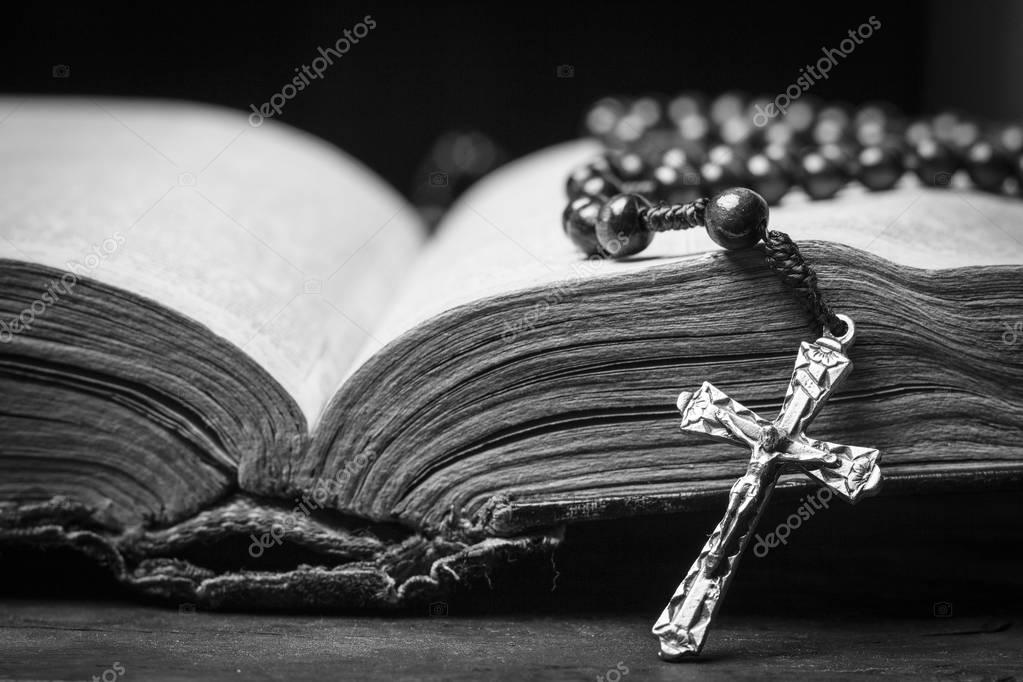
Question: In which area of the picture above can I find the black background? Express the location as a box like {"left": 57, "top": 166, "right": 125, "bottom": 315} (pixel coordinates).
{"left": 4, "top": 1, "right": 1021, "bottom": 199}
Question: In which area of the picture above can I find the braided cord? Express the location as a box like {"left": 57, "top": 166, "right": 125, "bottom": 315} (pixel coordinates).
{"left": 642, "top": 198, "right": 708, "bottom": 233}
{"left": 758, "top": 229, "right": 846, "bottom": 337}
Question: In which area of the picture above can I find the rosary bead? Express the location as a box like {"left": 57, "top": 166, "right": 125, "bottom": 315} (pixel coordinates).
{"left": 652, "top": 164, "right": 702, "bottom": 204}
{"left": 585, "top": 97, "right": 628, "bottom": 140}
{"left": 630, "top": 96, "right": 664, "bottom": 129}
{"left": 812, "top": 105, "right": 853, "bottom": 146}
{"left": 635, "top": 130, "right": 683, "bottom": 166}
{"left": 745, "top": 153, "right": 791, "bottom": 205}
{"left": 763, "top": 119, "right": 797, "bottom": 148}
{"left": 709, "top": 91, "right": 747, "bottom": 128}
{"left": 701, "top": 145, "right": 748, "bottom": 195}
{"left": 569, "top": 94, "right": 1023, "bottom": 268}
{"left": 786, "top": 96, "right": 820, "bottom": 135}
{"left": 797, "top": 149, "right": 847, "bottom": 200}
{"left": 763, "top": 143, "right": 799, "bottom": 177}
{"left": 949, "top": 121, "right": 981, "bottom": 157}
{"left": 677, "top": 113, "right": 713, "bottom": 146}
{"left": 992, "top": 124, "right": 1023, "bottom": 155}
{"left": 596, "top": 193, "right": 654, "bottom": 258}
{"left": 668, "top": 92, "right": 707, "bottom": 122}
{"left": 719, "top": 113, "right": 756, "bottom": 147}
{"left": 566, "top": 163, "right": 620, "bottom": 200}
{"left": 964, "top": 140, "right": 1013, "bottom": 192}
{"left": 853, "top": 103, "right": 899, "bottom": 147}
{"left": 910, "top": 138, "right": 959, "bottom": 187}
{"left": 661, "top": 146, "right": 702, "bottom": 171}
{"left": 820, "top": 143, "right": 858, "bottom": 177}
{"left": 562, "top": 195, "right": 604, "bottom": 255}
{"left": 856, "top": 146, "right": 904, "bottom": 191}
{"left": 931, "top": 111, "right": 960, "bottom": 143}
{"left": 605, "top": 151, "right": 648, "bottom": 183}
{"left": 704, "top": 187, "right": 768, "bottom": 250}
{"left": 905, "top": 121, "right": 933, "bottom": 147}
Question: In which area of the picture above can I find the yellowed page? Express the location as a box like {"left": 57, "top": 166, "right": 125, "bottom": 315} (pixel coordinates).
{"left": 0, "top": 96, "right": 424, "bottom": 423}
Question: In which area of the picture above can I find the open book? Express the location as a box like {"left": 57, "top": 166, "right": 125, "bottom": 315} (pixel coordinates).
{"left": 2, "top": 97, "right": 1022, "bottom": 609}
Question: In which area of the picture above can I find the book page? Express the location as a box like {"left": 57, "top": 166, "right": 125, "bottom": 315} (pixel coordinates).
{"left": 361, "top": 139, "right": 1023, "bottom": 355}
{"left": 305, "top": 139, "right": 1023, "bottom": 532}
{"left": 0, "top": 97, "right": 425, "bottom": 423}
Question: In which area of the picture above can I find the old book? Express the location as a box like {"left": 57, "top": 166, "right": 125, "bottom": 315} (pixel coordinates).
{"left": 1, "top": 97, "right": 1021, "bottom": 609}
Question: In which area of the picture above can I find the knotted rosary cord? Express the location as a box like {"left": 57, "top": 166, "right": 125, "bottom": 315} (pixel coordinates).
{"left": 639, "top": 197, "right": 846, "bottom": 337}
{"left": 758, "top": 228, "right": 846, "bottom": 337}
{"left": 642, "top": 198, "right": 708, "bottom": 232}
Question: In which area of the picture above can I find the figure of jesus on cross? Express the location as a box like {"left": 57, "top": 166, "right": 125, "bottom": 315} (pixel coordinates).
{"left": 653, "top": 314, "right": 882, "bottom": 660}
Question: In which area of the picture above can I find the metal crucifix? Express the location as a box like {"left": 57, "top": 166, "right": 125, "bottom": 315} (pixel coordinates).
{"left": 653, "top": 314, "right": 883, "bottom": 660}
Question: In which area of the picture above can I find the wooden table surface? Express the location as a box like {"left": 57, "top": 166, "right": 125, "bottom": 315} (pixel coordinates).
{"left": 1, "top": 600, "right": 1021, "bottom": 681}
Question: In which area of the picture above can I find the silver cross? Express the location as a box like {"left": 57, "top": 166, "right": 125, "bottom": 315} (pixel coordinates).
{"left": 653, "top": 314, "right": 882, "bottom": 660}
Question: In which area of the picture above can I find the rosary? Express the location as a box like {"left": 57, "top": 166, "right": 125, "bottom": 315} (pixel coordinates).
{"left": 562, "top": 93, "right": 1022, "bottom": 660}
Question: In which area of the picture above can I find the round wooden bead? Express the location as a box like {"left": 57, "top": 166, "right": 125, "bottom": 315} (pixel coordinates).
{"left": 704, "top": 187, "right": 769, "bottom": 250}
{"left": 562, "top": 195, "right": 603, "bottom": 255}
{"left": 910, "top": 138, "right": 958, "bottom": 187}
{"left": 820, "top": 142, "right": 858, "bottom": 176}
{"left": 585, "top": 97, "right": 627, "bottom": 139}
{"left": 651, "top": 163, "right": 702, "bottom": 204}
{"left": 700, "top": 145, "right": 748, "bottom": 195}
{"left": 565, "top": 163, "right": 619, "bottom": 200}
{"left": 745, "top": 154, "right": 791, "bottom": 205}
{"left": 605, "top": 151, "right": 648, "bottom": 182}
{"left": 660, "top": 145, "right": 703, "bottom": 170}
{"left": 595, "top": 193, "right": 654, "bottom": 258}
{"left": 763, "top": 143, "right": 798, "bottom": 177}
{"left": 812, "top": 105, "right": 852, "bottom": 145}
{"left": 993, "top": 124, "right": 1023, "bottom": 155}
{"left": 797, "top": 149, "right": 847, "bottom": 200}
{"left": 635, "top": 129, "right": 685, "bottom": 166}
{"left": 964, "top": 141, "right": 1012, "bottom": 192}
{"left": 856, "top": 145, "right": 904, "bottom": 191}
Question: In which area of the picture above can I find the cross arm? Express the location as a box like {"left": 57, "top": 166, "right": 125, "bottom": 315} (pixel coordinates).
{"left": 793, "top": 439, "right": 882, "bottom": 503}
{"left": 676, "top": 382, "right": 770, "bottom": 445}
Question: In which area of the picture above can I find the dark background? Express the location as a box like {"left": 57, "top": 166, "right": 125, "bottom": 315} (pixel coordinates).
{"left": 4, "top": 1, "right": 1022, "bottom": 200}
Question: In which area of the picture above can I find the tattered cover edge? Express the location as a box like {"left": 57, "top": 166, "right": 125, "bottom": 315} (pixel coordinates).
{"left": 0, "top": 496, "right": 561, "bottom": 610}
